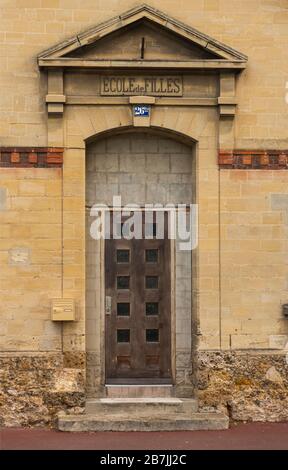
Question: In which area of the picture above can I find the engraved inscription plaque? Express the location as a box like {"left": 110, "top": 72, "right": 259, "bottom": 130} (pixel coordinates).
{"left": 101, "top": 76, "right": 183, "bottom": 96}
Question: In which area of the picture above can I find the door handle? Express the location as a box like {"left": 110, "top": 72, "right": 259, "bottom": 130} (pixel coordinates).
{"left": 105, "top": 296, "right": 112, "bottom": 315}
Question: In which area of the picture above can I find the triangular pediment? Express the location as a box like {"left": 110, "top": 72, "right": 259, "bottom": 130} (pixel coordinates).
{"left": 63, "top": 19, "right": 218, "bottom": 61}
{"left": 38, "top": 4, "right": 247, "bottom": 69}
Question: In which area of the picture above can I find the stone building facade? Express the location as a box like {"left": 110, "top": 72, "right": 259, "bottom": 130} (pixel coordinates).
{"left": 0, "top": 1, "right": 288, "bottom": 429}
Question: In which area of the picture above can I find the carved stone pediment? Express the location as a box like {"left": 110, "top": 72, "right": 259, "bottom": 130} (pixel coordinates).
{"left": 63, "top": 19, "right": 218, "bottom": 62}
{"left": 39, "top": 2, "right": 247, "bottom": 148}
{"left": 38, "top": 4, "right": 247, "bottom": 71}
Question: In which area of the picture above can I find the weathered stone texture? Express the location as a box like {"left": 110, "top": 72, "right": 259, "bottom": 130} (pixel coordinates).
{"left": 0, "top": 1, "right": 287, "bottom": 427}
{"left": 86, "top": 132, "right": 194, "bottom": 396}
{"left": 1, "top": 1, "right": 287, "bottom": 148}
{"left": 0, "top": 168, "right": 63, "bottom": 353}
{"left": 86, "top": 352, "right": 103, "bottom": 398}
{"left": 63, "top": 351, "right": 86, "bottom": 369}
{"left": 219, "top": 170, "right": 288, "bottom": 350}
{"left": 198, "top": 351, "right": 288, "bottom": 422}
{"left": 0, "top": 353, "right": 85, "bottom": 427}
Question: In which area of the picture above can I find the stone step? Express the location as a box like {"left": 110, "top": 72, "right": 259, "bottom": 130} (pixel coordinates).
{"left": 105, "top": 385, "right": 173, "bottom": 398}
{"left": 85, "top": 397, "right": 198, "bottom": 415}
{"left": 58, "top": 411, "right": 229, "bottom": 432}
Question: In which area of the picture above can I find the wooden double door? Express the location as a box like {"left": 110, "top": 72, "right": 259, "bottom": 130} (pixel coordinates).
{"left": 105, "top": 212, "right": 172, "bottom": 383}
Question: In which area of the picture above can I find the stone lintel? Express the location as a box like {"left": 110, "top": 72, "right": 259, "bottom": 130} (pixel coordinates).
{"left": 39, "top": 59, "right": 247, "bottom": 70}
{"left": 66, "top": 96, "right": 218, "bottom": 106}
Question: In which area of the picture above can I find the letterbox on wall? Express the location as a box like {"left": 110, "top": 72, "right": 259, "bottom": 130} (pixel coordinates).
{"left": 51, "top": 299, "right": 76, "bottom": 321}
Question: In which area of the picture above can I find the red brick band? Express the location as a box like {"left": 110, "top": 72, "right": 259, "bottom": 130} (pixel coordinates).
{"left": 219, "top": 150, "right": 288, "bottom": 169}
{"left": 1, "top": 148, "right": 287, "bottom": 169}
{"left": 0, "top": 147, "right": 63, "bottom": 167}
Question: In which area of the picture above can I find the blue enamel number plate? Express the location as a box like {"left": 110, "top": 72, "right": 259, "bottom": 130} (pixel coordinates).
{"left": 133, "top": 105, "right": 150, "bottom": 117}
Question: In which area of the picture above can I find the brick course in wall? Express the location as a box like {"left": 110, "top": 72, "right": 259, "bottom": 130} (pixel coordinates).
{"left": 219, "top": 150, "right": 288, "bottom": 170}
{"left": 3, "top": 148, "right": 288, "bottom": 170}
{"left": 0, "top": 148, "right": 63, "bottom": 168}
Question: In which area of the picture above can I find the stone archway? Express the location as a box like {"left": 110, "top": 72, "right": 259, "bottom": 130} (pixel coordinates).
{"left": 38, "top": 5, "right": 247, "bottom": 429}
{"left": 85, "top": 128, "right": 197, "bottom": 398}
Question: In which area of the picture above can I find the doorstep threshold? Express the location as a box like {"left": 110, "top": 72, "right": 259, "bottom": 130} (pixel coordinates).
{"left": 106, "top": 384, "right": 173, "bottom": 387}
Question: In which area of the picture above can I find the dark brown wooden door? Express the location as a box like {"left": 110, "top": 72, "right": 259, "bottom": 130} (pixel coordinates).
{"left": 105, "top": 211, "right": 171, "bottom": 383}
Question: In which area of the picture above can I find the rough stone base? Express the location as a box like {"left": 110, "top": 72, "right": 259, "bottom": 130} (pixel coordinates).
{"left": 198, "top": 351, "right": 288, "bottom": 422}
{"left": 0, "top": 352, "right": 85, "bottom": 427}
{"left": 1, "top": 350, "right": 288, "bottom": 427}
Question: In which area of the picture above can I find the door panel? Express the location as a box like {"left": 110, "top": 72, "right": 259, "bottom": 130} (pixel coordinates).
{"left": 105, "top": 211, "right": 171, "bottom": 382}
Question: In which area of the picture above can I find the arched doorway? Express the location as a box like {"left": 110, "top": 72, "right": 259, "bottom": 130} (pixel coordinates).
{"left": 85, "top": 129, "right": 196, "bottom": 395}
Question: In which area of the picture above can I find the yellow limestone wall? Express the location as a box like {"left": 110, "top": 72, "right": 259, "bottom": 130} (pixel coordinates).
{"left": 0, "top": 1, "right": 287, "bottom": 352}
{"left": 0, "top": 1, "right": 288, "bottom": 425}
{"left": 220, "top": 170, "right": 288, "bottom": 349}
{"left": 0, "top": 168, "right": 62, "bottom": 351}
{"left": 0, "top": 0, "right": 287, "bottom": 148}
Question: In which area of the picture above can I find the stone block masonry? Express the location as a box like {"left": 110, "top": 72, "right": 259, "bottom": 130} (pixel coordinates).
{"left": 0, "top": 353, "right": 85, "bottom": 427}
{"left": 198, "top": 352, "right": 288, "bottom": 422}
{"left": 0, "top": 1, "right": 287, "bottom": 149}
{"left": 0, "top": 1, "right": 288, "bottom": 428}
{"left": 0, "top": 146, "right": 83, "bottom": 427}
